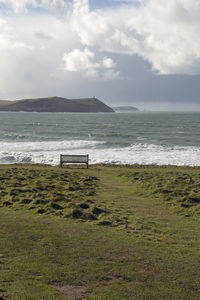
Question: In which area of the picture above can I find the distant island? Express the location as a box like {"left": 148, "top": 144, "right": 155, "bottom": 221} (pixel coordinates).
{"left": 113, "top": 106, "right": 139, "bottom": 112}
{"left": 0, "top": 97, "right": 114, "bottom": 113}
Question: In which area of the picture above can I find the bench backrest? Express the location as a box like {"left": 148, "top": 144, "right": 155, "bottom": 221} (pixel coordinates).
{"left": 60, "top": 154, "right": 88, "bottom": 163}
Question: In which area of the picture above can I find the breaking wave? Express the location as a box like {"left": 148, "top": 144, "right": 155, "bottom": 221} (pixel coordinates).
{"left": 0, "top": 141, "right": 200, "bottom": 166}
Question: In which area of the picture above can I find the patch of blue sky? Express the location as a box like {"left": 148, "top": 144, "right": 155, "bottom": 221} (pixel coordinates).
{"left": 0, "top": 2, "right": 10, "bottom": 12}
{"left": 26, "top": 6, "right": 49, "bottom": 16}
{"left": 0, "top": 0, "right": 140, "bottom": 16}
{"left": 90, "top": 0, "right": 141, "bottom": 10}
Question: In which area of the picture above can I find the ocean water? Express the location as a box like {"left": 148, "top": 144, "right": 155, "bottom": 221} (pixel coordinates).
{"left": 0, "top": 111, "right": 199, "bottom": 166}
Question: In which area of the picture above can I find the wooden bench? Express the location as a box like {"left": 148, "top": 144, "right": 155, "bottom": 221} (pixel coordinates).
{"left": 60, "top": 154, "right": 89, "bottom": 168}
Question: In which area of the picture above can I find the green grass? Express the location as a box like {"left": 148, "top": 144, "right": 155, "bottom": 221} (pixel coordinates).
{"left": 121, "top": 165, "right": 200, "bottom": 216}
{"left": 0, "top": 165, "right": 100, "bottom": 222}
{"left": 1, "top": 164, "right": 200, "bottom": 299}
{"left": 0, "top": 100, "right": 14, "bottom": 106}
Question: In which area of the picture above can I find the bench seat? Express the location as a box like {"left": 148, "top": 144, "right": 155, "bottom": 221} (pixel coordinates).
{"left": 60, "top": 154, "right": 89, "bottom": 168}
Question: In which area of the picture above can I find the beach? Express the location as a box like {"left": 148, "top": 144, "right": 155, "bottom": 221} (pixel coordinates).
{"left": 1, "top": 163, "right": 200, "bottom": 299}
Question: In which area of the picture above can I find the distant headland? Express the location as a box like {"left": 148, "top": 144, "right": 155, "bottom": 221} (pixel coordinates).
{"left": 0, "top": 97, "right": 114, "bottom": 113}
{"left": 113, "top": 106, "right": 139, "bottom": 112}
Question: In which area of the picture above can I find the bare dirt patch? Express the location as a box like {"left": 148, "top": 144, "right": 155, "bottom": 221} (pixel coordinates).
{"left": 51, "top": 284, "right": 91, "bottom": 300}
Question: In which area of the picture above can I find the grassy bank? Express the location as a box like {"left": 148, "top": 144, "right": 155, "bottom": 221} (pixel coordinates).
{"left": 0, "top": 164, "right": 200, "bottom": 299}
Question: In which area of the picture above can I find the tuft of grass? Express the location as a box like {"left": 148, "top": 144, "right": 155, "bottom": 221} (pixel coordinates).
{"left": 121, "top": 165, "right": 200, "bottom": 216}
{"left": 0, "top": 165, "right": 102, "bottom": 222}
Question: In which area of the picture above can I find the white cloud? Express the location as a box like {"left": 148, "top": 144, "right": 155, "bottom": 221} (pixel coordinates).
{"left": 4, "top": 0, "right": 200, "bottom": 75}
{"left": 72, "top": 0, "right": 139, "bottom": 55}
{"left": 72, "top": 0, "right": 110, "bottom": 47}
{"left": 40, "top": 0, "right": 72, "bottom": 17}
{"left": 0, "top": 17, "right": 19, "bottom": 49}
{"left": 0, "top": 0, "right": 71, "bottom": 15}
{"left": 70, "top": 0, "right": 200, "bottom": 75}
{"left": 0, "top": 14, "right": 78, "bottom": 98}
{"left": 126, "top": 0, "right": 200, "bottom": 74}
{"left": 0, "top": 16, "right": 35, "bottom": 50}
{"left": 63, "top": 47, "right": 119, "bottom": 79}
{"left": 0, "top": 0, "right": 37, "bottom": 12}
{"left": 103, "top": 57, "right": 116, "bottom": 69}
{"left": 63, "top": 47, "right": 99, "bottom": 72}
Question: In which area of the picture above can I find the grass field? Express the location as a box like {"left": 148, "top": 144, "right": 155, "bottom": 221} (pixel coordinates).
{"left": 0, "top": 164, "right": 200, "bottom": 299}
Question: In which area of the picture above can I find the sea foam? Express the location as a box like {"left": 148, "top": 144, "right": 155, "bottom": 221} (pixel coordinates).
{"left": 0, "top": 140, "right": 200, "bottom": 166}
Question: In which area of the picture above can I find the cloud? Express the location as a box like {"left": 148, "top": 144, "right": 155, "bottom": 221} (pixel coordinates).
{"left": 63, "top": 47, "right": 99, "bottom": 72}
{"left": 34, "top": 30, "right": 54, "bottom": 41}
{"left": 103, "top": 69, "right": 120, "bottom": 80}
{"left": 72, "top": 0, "right": 110, "bottom": 47}
{"left": 0, "top": 0, "right": 71, "bottom": 15}
{"left": 63, "top": 47, "right": 119, "bottom": 79}
{"left": 72, "top": 0, "right": 139, "bottom": 55}
{"left": 40, "top": 0, "right": 72, "bottom": 17}
{"left": 103, "top": 57, "right": 116, "bottom": 69}
{"left": 0, "top": 17, "right": 32, "bottom": 50}
{"left": 0, "top": 0, "right": 37, "bottom": 12}
{"left": 0, "top": 14, "right": 78, "bottom": 99}
{"left": 0, "top": 19, "right": 11, "bottom": 49}
{"left": 3, "top": 0, "right": 200, "bottom": 75}
{"left": 126, "top": 0, "right": 200, "bottom": 74}
{"left": 2, "top": 0, "right": 200, "bottom": 75}
{"left": 70, "top": 0, "right": 200, "bottom": 75}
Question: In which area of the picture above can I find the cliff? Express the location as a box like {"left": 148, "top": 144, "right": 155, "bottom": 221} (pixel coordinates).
{"left": 72, "top": 98, "right": 114, "bottom": 113}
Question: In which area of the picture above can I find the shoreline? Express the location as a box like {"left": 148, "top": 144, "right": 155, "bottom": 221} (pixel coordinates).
{"left": 0, "top": 162, "right": 200, "bottom": 168}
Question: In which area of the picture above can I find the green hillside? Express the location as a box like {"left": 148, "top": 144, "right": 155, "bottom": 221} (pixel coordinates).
{"left": 0, "top": 100, "right": 16, "bottom": 106}
{"left": 72, "top": 98, "right": 114, "bottom": 112}
{"left": 0, "top": 97, "right": 114, "bottom": 113}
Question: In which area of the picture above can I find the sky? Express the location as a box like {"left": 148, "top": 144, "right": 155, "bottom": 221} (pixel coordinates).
{"left": 0, "top": 0, "right": 200, "bottom": 111}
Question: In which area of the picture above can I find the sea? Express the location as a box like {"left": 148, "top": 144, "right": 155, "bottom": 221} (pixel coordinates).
{"left": 0, "top": 111, "right": 199, "bottom": 166}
